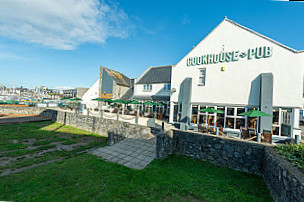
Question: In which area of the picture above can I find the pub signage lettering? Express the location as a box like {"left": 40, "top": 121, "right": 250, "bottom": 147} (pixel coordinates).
{"left": 187, "top": 46, "right": 273, "bottom": 66}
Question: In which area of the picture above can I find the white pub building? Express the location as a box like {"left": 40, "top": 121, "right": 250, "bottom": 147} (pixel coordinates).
{"left": 169, "top": 17, "right": 304, "bottom": 140}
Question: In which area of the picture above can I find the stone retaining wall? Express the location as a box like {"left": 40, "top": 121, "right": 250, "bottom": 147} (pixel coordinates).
{"left": 156, "top": 129, "right": 304, "bottom": 201}
{"left": 0, "top": 106, "right": 153, "bottom": 139}
{"left": 263, "top": 147, "right": 304, "bottom": 201}
{"left": 157, "top": 129, "right": 266, "bottom": 175}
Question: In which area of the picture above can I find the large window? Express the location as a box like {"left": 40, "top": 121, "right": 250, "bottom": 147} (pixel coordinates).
{"left": 272, "top": 108, "right": 280, "bottom": 136}
{"left": 143, "top": 84, "right": 152, "bottom": 91}
{"left": 191, "top": 105, "right": 198, "bottom": 124}
{"left": 216, "top": 106, "right": 224, "bottom": 128}
{"left": 198, "top": 105, "right": 216, "bottom": 127}
{"left": 173, "top": 104, "right": 178, "bottom": 122}
{"left": 225, "top": 107, "right": 246, "bottom": 129}
{"left": 198, "top": 68, "right": 206, "bottom": 86}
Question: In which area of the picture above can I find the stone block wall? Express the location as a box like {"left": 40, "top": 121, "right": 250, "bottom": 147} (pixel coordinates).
{"left": 156, "top": 129, "right": 304, "bottom": 201}
{"left": 0, "top": 106, "right": 153, "bottom": 139}
{"left": 263, "top": 147, "right": 304, "bottom": 201}
{"left": 157, "top": 129, "right": 266, "bottom": 175}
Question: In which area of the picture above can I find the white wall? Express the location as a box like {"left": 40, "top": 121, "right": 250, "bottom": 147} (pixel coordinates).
{"left": 171, "top": 19, "right": 304, "bottom": 108}
{"left": 133, "top": 81, "right": 171, "bottom": 98}
{"left": 81, "top": 79, "right": 99, "bottom": 109}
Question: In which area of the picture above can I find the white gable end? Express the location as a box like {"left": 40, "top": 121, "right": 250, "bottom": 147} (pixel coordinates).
{"left": 171, "top": 19, "right": 304, "bottom": 108}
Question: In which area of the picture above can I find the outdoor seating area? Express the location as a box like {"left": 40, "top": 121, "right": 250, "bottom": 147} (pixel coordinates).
{"left": 194, "top": 107, "right": 274, "bottom": 144}
{"left": 88, "top": 98, "right": 169, "bottom": 121}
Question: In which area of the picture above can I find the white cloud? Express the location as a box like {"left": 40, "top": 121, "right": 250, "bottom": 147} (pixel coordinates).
{"left": 0, "top": 51, "right": 26, "bottom": 60}
{"left": 0, "top": 0, "right": 132, "bottom": 50}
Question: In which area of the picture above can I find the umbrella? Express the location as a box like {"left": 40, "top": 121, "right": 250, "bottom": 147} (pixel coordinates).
{"left": 238, "top": 109, "right": 272, "bottom": 117}
{"left": 104, "top": 99, "right": 113, "bottom": 103}
{"left": 92, "top": 98, "right": 104, "bottom": 101}
{"left": 238, "top": 109, "right": 272, "bottom": 134}
{"left": 143, "top": 101, "right": 156, "bottom": 106}
{"left": 199, "top": 107, "right": 224, "bottom": 114}
{"left": 129, "top": 100, "right": 141, "bottom": 104}
{"left": 113, "top": 99, "right": 125, "bottom": 104}
{"left": 61, "top": 97, "right": 70, "bottom": 100}
{"left": 155, "top": 102, "right": 164, "bottom": 106}
{"left": 70, "top": 97, "right": 82, "bottom": 101}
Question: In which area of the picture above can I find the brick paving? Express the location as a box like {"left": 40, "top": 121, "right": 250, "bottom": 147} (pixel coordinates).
{"left": 90, "top": 138, "right": 156, "bottom": 169}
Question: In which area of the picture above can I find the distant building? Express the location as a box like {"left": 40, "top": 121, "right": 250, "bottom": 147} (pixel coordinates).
{"left": 76, "top": 87, "right": 89, "bottom": 99}
{"left": 62, "top": 89, "right": 77, "bottom": 98}
{"left": 132, "top": 65, "right": 173, "bottom": 102}
{"left": 82, "top": 66, "right": 133, "bottom": 109}
{"left": 100, "top": 67, "right": 132, "bottom": 99}
{"left": 132, "top": 65, "right": 173, "bottom": 119}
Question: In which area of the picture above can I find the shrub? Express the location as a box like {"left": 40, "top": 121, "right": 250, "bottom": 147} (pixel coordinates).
{"left": 275, "top": 143, "right": 304, "bottom": 172}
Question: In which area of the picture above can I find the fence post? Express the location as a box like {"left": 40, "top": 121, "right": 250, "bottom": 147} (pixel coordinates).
{"left": 135, "top": 110, "right": 139, "bottom": 125}
{"left": 295, "top": 134, "right": 300, "bottom": 145}
{"left": 87, "top": 108, "right": 89, "bottom": 116}
{"left": 216, "top": 127, "right": 219, "bottom": 135}
{"left": 257, "top": 133, "right": 261, "bottom": 142}
{"left": 100, "top": 109, "right": 103, "bottom": 119}
{"left": 162, "top": 121, "right": 165, "bottom": 131}
{"left": 117, "top": 111, "right": 119, "bottom": 121}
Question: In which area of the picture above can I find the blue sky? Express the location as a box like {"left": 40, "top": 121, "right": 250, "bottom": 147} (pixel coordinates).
{"left": 0, "top": 0, "right": 304, "bottom": 89}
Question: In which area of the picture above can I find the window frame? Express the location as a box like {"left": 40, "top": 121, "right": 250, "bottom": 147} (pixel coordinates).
{"left": 143, "top": 84, "right": 152, "bottom": 92}
{"left": 198, "top": 68, "right": 206, "bottom": 86}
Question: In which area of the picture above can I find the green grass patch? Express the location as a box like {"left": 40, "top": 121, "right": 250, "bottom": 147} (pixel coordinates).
{"left": 0, "top": 121, "right": 106, "bottom": 171}
{"left": 0, "top": 143, "right": 28, "bottom": 152}
{"left": 33, "top": 139, "right": 57, "bottom": 146}
{"left": 0, "top": 121, "right": 272, "bottom": 201}
{"left": 275, "top": 143, "right": 304, "bottom": 172}
{"left": 3, "top": 145, "right": 57, "bottom": 158}
{"left": 0, "top": 155, "right": 272, "bottom": 201}
{"left": 0, "top": 151, "right": 73, "bottom": 173}
{"left": 4, "top": 149, "right": 33, "bottom": 157}
{"left": 62, "top": 139, "right": 78, "bottom": 145}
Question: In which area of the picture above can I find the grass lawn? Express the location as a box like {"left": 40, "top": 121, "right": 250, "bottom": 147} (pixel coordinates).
{"left": 0, "top": 122, "right": 273, "bottom": 201}
{"left": 0, "top": 121, "right": 107, "bottom": 175}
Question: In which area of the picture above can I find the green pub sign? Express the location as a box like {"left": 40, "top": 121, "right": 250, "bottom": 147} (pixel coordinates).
{"left": 187, "top": 46, "right": 273, "bottom": 66}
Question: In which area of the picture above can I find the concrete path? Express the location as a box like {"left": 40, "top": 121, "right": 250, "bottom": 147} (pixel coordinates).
{"left": 0, "top": 115, "right": 51, "bottom": 125}
{"left": 90, "top": 138, "right": 156, "bottom": 169}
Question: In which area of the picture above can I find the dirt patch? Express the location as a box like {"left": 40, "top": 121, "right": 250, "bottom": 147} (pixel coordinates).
{"left": 0, "top": 134, "right": 104, "bottom": 176}
{"left": 0, "top": 157, "right": 66, "bottom": 177}
{"left": 11, "top": 139, "right": 19, "bottom": 144}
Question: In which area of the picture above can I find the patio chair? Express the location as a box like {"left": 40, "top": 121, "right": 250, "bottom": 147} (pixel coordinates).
{"left": 240, "top": 127, "right": 249, "bottom": 139}
{"left": 248, "top": 128, "right": 256, "bottom": 138}
{"left": 207, "top": 126, "right": 216, "bottom": 134}
{"left": 262, "top": 130, "right": 272, "bottom": 144}
{"left": 198, "top": 124, "right": 208, "bottom": 133}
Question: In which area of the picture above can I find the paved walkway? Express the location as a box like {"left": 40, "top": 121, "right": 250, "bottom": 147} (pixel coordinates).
{"left": 90, "top": 138, "right": 156, "bottom": 169}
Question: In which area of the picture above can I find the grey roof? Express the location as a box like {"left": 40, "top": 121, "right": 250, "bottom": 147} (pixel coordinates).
{"left": 136, "top": 65, "right": 172, "bottom": 84}
{"left": 131, "top": 95, "right": 170, "bottom": 101}
{"left": 120, "top": 87, "right": 133, "bottom": 100}
{"left": 103, "top": 67, "right": 132, "bottom": 87}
